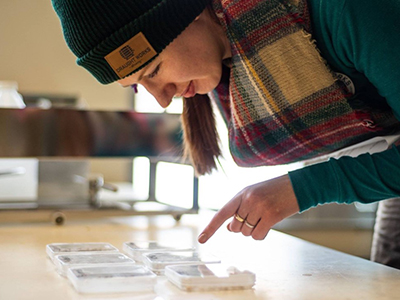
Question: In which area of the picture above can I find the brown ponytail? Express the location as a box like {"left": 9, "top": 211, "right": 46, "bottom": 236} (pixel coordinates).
{"left": 181, "top": 94, "right": 221, "bottom": 175}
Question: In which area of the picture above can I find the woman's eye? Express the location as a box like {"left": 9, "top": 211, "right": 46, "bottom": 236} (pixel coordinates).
{"left": 147, "top": 64, "right": 160, "bottom": 79}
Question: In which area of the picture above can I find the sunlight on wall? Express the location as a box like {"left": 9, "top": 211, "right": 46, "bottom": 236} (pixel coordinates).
{"left": 133, "top": 85, "right": 183, "bottom": 114}
{"left": 132, "top": 157, "right": 150, "bottom": 201}
{"left": 156, "top": 162, "right": 194, "bottom": 209}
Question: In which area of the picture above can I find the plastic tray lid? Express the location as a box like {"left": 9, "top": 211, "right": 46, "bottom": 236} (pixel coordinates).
{"left": 67, "top": 265, "right": 157, "bottom": 294}
{"left": 123, "top": 241, "right": 195, "bottom": 261}
{"left": 54, "top": 253, "right": 136, "bottom": 276}
{"left": 165, "top": 264, "right": 256, "bottom": 291}
{"left": 46, "top": 243, "right": 119, "bottom": 262}
{"left": 142, "top": 251, "right": 220, "bottom": 272}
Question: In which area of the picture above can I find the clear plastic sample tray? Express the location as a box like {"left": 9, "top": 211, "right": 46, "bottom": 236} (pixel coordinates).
{"left": 67, "top": 265, "right": 157, "bottom": 294}
{"left": 165, "top": 264, "right": 256, "bottom": 292}
{"left": 54, "top": 253, "right": 136, "bottom": 276}
{"left": 123, "top": 241, "right": 195, "bottom": 262}
{"left": 46, "top": 243, "right": 119, "bottom": 262}
{"left": 142, "top": 251, "right": 220, "bottom": 275}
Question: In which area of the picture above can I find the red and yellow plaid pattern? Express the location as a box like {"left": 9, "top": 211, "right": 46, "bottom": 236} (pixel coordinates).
{"left": 210, "top": 0, "right": 400, "bottom": 166}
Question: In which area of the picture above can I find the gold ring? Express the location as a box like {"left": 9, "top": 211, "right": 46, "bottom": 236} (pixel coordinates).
{"left": 234, "top": 213, "right": 245, "bottom": 223}
{"left": 244, "top": 221, "right": 255, "bottom": 229}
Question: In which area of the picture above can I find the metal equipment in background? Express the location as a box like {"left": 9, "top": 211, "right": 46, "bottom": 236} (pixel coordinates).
{"left": 0, "top": 108, "right": 198, "bottom": 224}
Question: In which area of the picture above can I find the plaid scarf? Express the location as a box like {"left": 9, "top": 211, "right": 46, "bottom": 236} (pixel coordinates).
{"left": 209, "top": 0, "right": 400, "bottom": 167}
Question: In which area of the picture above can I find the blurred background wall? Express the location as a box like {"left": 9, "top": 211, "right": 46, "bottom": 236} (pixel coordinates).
{"left": 0, "top": 0, "right": 132, "bottom": 111}
{"left": 0, "top": 1, "right": 137, "bottom": 182}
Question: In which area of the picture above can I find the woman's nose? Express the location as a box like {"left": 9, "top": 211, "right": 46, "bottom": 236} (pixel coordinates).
{"left": 142, "top": 81, "right": 175, "bottom": 108}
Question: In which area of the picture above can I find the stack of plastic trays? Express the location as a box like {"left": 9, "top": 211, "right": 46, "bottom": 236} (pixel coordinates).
{"left": 54, "top": 252, "right": 136, "bottom": 276}
{"left": 123, "top": 241, "right": 195, "bottom": 263}
{"left": 165, "top": 264, "right": 256, "bottom": 291}
{"left": 67, "top": 265, "right": 157, "bottom": 294}
{"left": 142, "top": 251, "right": 221, "bottom": 275}
{"left": 46, "top": 243, "right": 119, "bottom": 264}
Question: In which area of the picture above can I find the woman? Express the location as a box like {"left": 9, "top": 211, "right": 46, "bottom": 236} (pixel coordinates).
{"left": 52, "top": 0, "right": 400, "bottom": 268}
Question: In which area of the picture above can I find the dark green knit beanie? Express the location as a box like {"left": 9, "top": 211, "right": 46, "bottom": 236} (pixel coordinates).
{"left": 52, "top": 0, "right": 210, "bottom": 84}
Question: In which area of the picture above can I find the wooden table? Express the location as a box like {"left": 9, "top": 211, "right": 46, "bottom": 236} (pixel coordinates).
{"left": 0, "top": 211, "right": 399, "bottom": 299}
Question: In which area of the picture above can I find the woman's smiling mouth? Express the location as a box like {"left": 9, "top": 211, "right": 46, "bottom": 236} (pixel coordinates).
{"left": 180, "top": 81, "right": 196, "bottom": 98}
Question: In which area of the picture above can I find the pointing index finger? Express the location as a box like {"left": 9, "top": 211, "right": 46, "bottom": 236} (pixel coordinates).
{"left": 198, "top": 195, "right": 241, "bottom": 243}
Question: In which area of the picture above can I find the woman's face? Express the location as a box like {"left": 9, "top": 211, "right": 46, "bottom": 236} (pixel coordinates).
{"left": 118, "top": 8, "right": 231, "bottom": 108}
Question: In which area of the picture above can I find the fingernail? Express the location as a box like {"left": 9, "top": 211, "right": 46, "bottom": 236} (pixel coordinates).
{"left": 198, "top": 233, "right": 207, "bottom": 243}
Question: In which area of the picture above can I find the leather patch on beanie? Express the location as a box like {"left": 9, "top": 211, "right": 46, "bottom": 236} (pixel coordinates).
{"left": 105, "top": 32, "right": 157, "bottom": 78}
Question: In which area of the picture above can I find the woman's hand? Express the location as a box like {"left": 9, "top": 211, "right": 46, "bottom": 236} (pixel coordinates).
{"left": 198, "top": 174, "right": 300, "bottom": 243}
